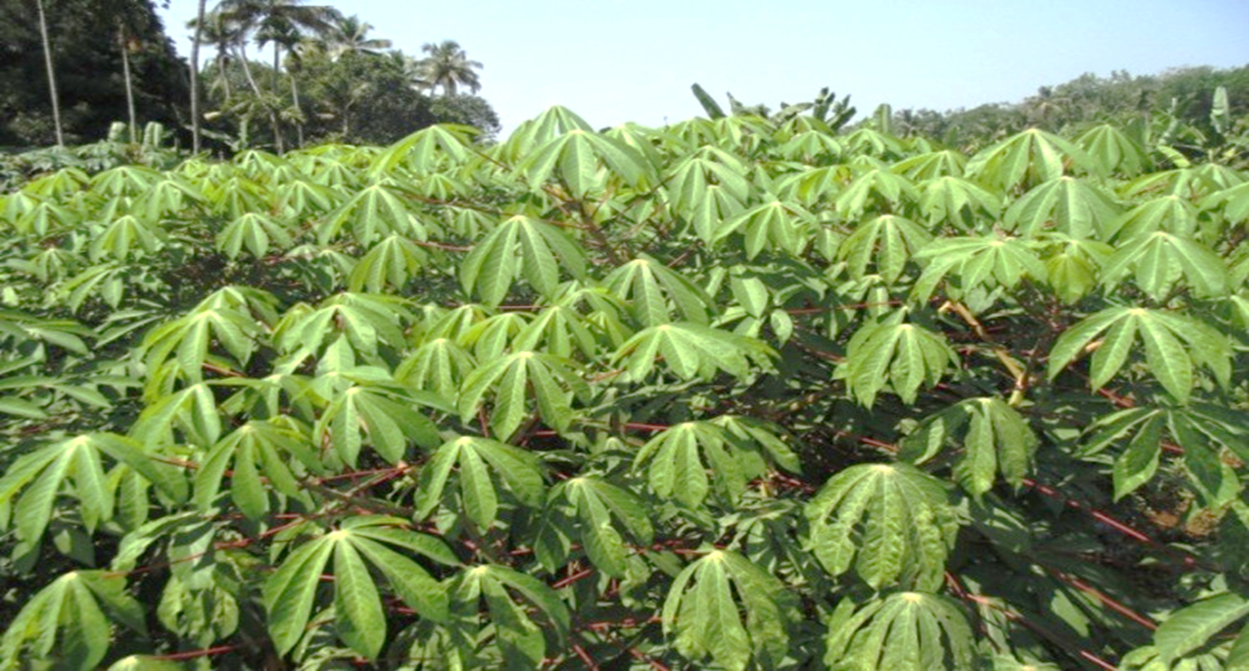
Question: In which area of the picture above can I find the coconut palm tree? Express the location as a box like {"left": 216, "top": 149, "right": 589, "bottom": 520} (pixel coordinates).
{"left": 325, "top": 14, "right": 391, "bottom": 62}
{"left": 217, "top": 0, "right": 341, "bottom": 151}
{"left": 34, "top": 0, "right": 63, "bottom": 146}
{"left": 218, "top": 0, "right": 340, "bottom": 86}
{"left": 190, "top": 9, "right": 245, "bottom": 103}
{"left": 192, "top": 7, "right": 283, "bottom": 151}
{"left": 415, "top": 40, "right": 482, "bottom": 96}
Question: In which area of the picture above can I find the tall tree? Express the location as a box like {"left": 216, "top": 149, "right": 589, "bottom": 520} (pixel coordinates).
{"left": 190, "top": 9, "right": 238, "bottom": 102}
{"left": 217, "top": 0, "right": 340, "bottom": 152}
{"left": 190, "top": 0, "right": 207, "bottom": 152}
{"left": 324, "top": 14, "right": 390, "bottom": 61}
{"left": 415, "top": 39, "right": 482, "bottom": 96}
{"left": 2, "top": 0, "right": 187, "bottom": 147}
{"left": 34, "top": 0, "right": 63, "bottom": 146}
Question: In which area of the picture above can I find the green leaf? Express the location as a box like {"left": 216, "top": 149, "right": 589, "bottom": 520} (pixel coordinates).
{"left": 331, "top": 535, "right": 386, "bottom": 659}
{"left": 415, "top": 436, "right": 545, "bottom": 529}
{"left": 839, "top": 316, "right": 958, "bottom": 407}
{"left": 1048, "top": 307, "right": 1229, "bottom": 403}
{"left": 824, "top": 591, "right": 975, "bottom": 671}
{"left": 1154, "top": 593, "right": 1249, "bottom": 664}
{"left": 838, "top": 214, "right": 933, "bottom": 284}
{"left": 901, "top": 397, "right": 1037, "bottom": 497}
{"left": 806, "top": 463, "right": 958, "bottom": 590}
{"left": 662, "top": 550, "right": 793, "bottom": 671}
{"left": 263, "top": 536, "right": 334, "bottom": 656}
{"left": 461, "top": 216, "right": 586, "bottom": 305}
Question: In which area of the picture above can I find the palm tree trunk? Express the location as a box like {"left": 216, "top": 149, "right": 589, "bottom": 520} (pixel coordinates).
{"left": 290, "top": 75, "right": 304, "bottom": 147}
{"left": 237, "top": 41, "right": 284, "bottom": 153}
{"left": 35, "top": 0, "right": 64, "bottom": 147}
{"left": 190, "top": 0, "right": 207, "bottom": 153}
{"left": 272, "top": 42, "right": 281, "bottom": 91}
{"left": 118, "top": 22, "right": 138, "bottom": 143}
{"left": 216, "top": 52, "right": 232, "bottom": 102}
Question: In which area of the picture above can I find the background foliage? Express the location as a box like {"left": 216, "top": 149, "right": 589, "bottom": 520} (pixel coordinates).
{"left": 2, "top": 75, "right": 1249, "bottom": 670}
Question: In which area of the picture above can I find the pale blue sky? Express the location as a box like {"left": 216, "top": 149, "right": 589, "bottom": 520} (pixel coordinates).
{"left": 157, "top": 0, "right": 1249, "bottom": 133}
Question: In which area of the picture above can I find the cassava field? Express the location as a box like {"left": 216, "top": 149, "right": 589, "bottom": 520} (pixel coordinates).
{"left": 3, "top": 100, "right": 1249, "bottom": 670}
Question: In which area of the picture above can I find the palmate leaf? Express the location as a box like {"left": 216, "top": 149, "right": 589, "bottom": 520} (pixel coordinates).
{"left": 451, "top": 564, "right": 570, "bottom": 669}
{"left": 131, "top": 175, "right": 206, "bottom": 220}
{"left": 823, "top": 591, "right": 975, "bottom": 671}
{"left": 0, "top": 570, "right": 146, "bottom": 671}
{"left": 264, "top": 518, "right": 454, "bottom": 659}
{"left": 459, "top": 312, "right": 531, "bottom": 361}
{"left": 415, "top": 436, "right": 546, "bottom": 530}
{"left": 203, "top": 175, "right": 268, "bottom": 218}
{"left": 547, "top": 476, "right": 654, "bottom": 577}
{"left": 1003, "top": 176, "right": 1121, "bottom": 239}
{"left": 134, "top": 381, "right": 223, "bottom": 448}
{"left": 1099, "top": 231, "right": 1228, "bottom": 300}
{"left": 1040, "top": 234, "right": 1114, "bottom": 304}
{"left": 715, "top": 197, "right": 816, "bottom": 258}
{"left": 370, "top": 124, "right": 476, "bottom": 176}
{"left": 88, "top": 214, "right": 165, "bottom": 263}
{"left": 838, "top": 214, "right": 933, "bottom": 284}
{"left": 664, "top": 148, "right": 752, "bottom": 218}
{"left": 140, "top": 293, "right": 270, "bottom": 381}
{"left": 276, "top": 292, "right": 413, "bottom": 362}
{"left": 1109, "top": 193, "right": 1204, "bottom": 241}
{"left": 901, "top": 397, "right": 1038, "bottom": 497}
{"left": 1148, "top": 594, "right": 1249, "bottom": 665}
{"left": 775, "top": 129, "right": 843, "bottom": 163}
{"left": 272, "top": 176, "right": 341, "bottom": 216}
{"left": 313, "top": 372, "right": 445, "bottom": 468}
{"left": 611, "top": 322, "right": 774, "bottom": 382}
{"left": 911, "top": 233, "right": 1048, "bottom": 303}
{"left": 0, "top": 433, "right": 185, "bottom": 547}
{"left": 965, "top": 128, "right": 1097, "bottom": 191}
{"left": 12, "top": 198, "right": 81, "bottom": 235}
{"left": 215, "top": 212, "right": 294, "bottom": 259}
{"left": 603, "top": 254, "right": 713, "bottom": 326}
{"left": 511, "top": 305, "right": 600, "bottom": 360}
{"left": 805, "top": 463, "right": 958, "bottom": 590}
{"left": 838, "top": 313, "right": 959, "bottom": 407}
{"left": 633, "top": 418, "right": 795, "bottom": 508}
{"left": 893, "top": 150, "right": 967, "bottom": 180}
{"left": 346, "top": 234, "right": 428, "bottom": 293}
{"left": 460, "top": 215, "right": 587, "bottom": 306}
{"left": 520, "top": 128, "right": 654, "bottom": 197}
{"left": 662, "top": 550, "right": 795, "bottom": 671}
{"left": 843, "top": 128, "right": 905, "bottom": 159}
{"left": 195, "top": 418, "right": 321, "bottom": 519}
{"left": 500, "top": 105, "right": 595, "bottom": 161}
{"left": 1076, "top": 123, "right": 1151, "bottom": 177}
{"left": 1047, "top": 306, "right": 1231, "bottom": 403}
{"left": 1202, "top": 180, "right": 1249, "bottom": 225}
{"left": 89, "top": 164, "right": 162, "bottom": 197}
{"left": 1081, "top": 404, "right": 1249, "bottom": 502}
{"left": 916, "top": 176, "right": 1001, "bottom": 231}
{"left": 834, "top": 167, "right": 918, "bottom": 219}
{"left": 396, "top": 337, "right": 478, "bottom": 400}
{"left": 457, "top": 349, "right": 588, "bottom": 439}
{"left": 317, "top": 181, "right": 433, "bottom": 245}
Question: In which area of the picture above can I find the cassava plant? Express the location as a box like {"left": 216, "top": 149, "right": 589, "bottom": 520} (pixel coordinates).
{"left": 2, "top": 101, "right": 1249, "bottom": 670}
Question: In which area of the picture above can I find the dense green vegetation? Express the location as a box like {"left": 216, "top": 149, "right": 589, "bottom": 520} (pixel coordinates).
{"left": 0, "top": 0, "right": 188, "bottom": 147}
{"left": 0, "top": 0, "right": 499, "bottom": 155}
{"left": 3, "top": 67, "right": 1249, "bottom": 669}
